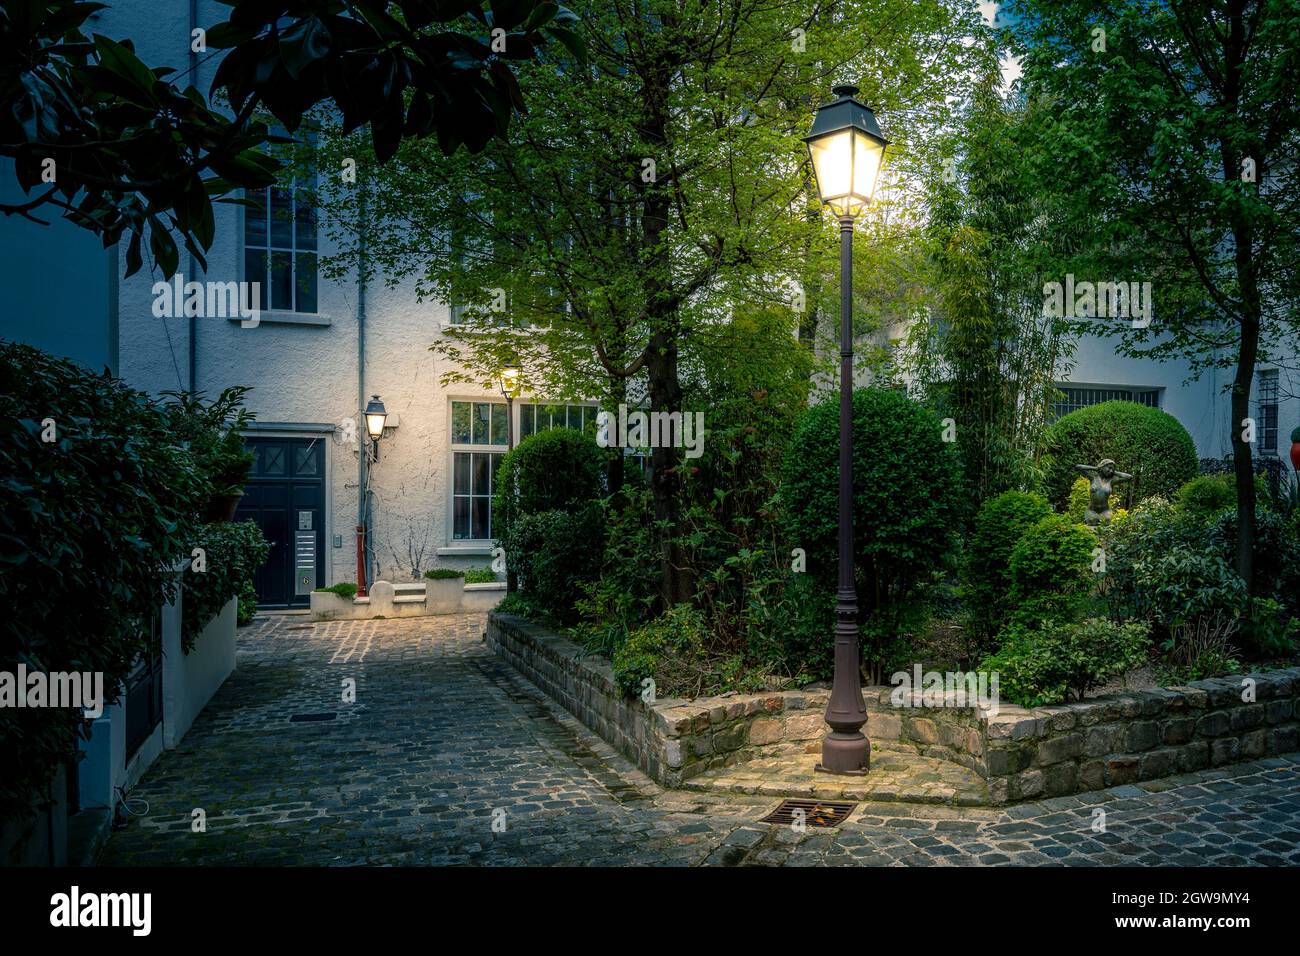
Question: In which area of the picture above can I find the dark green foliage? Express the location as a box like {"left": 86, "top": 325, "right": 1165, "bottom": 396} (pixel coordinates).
{"left": 237, "top": 580, "right": 260, "bottom": 626}
{"left": 963, "top": 490, "right": 1052, "bottom": 651}
{"left": 494, "top": 427, "right": 608, "bottom": 542}
{"left": 183, "top": 521, "right": 269, "bottom": 650}
{"left": 1136, "top": 549, "right": 1247, "bottom": 633}
{"left": 1042, "top": 402, "right": 1198, "bottom": 509}
{"left": 1176, "top": 473, "right": 1267, "bottom": 518}
{"left": 423, "top": 568, "right": 464, "bottom": 580}
{"left": 780, "top": 388, "right": 963, "bottom": 678}
{"left": 1208, "top": 508, "right": 1300, "bottom": 617}
{"left": 162, "top": 387, "right": 255, "bottom": 493}
{"left": 508, "top": 507, "right": 602, "bottom": 623}
{"left": 1007, "top": 514, "right": 1097, "bottom": 628}
{"left": 0, "top": 342, "right": 204, "bottom": 823}
{"left": 981, "top": 618, "right": 1152, "bottom": 707}
{"left": 612, "top": 604, "right": 759, "bottom": 700}
{"left": 1, "top": 0, "right": 578, "bottom": 274}
{"left": 495, "top": 428, "right": 607, "bottom": 620}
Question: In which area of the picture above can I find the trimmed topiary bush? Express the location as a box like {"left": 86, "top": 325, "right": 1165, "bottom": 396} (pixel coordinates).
{"left": 963, "top": 490, "right": 1052, "bottom": 652}
{"left": 494, "top": 428, "right": 608, "bottom": 619}
{"left": 493, "top": 427, "right": 608, "bottom": 537}
{"left": 1042, "top": 401, "right": 1197, "bottom": 509}
{"left": 1008, "top": 514, "right": 1097, "bottom": 628}
{"left": 780, "top": 387, "right": 963, "bottom": 677}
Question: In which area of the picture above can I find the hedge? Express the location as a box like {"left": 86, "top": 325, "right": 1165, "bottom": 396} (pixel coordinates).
{"left": 0, "top": 342, "right": 204, "bottom": 823}
{"left": 1041, "top": 401, "right": 1198, "bottom": 509}
{"left": 780, "top": 387, "right": 963, "bottom": 656}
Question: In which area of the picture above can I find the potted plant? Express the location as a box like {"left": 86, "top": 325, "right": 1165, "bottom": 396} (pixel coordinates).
{"left": 163, "top": 386, "right": 256, "bottom": 522}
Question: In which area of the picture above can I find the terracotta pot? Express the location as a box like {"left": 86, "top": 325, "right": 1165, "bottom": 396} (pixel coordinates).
{"left": 206, "top": 491, "right": 244, "bottom": 523}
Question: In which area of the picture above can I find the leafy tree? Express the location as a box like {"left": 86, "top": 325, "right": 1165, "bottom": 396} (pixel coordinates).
{"left": 1, "top": 0, "right": 578, "bottom": 274}
{"left": 311, "top": 0, "right": 985, "bottom": 605}
{"left": 1009, "top": 0, "right": 1300, "bottom": 593}
{"left": 900, "top": 59, "right": 1071, "bottom": 500}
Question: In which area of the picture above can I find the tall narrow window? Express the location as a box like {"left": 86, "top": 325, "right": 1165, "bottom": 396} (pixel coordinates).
{"left": 450, "top": 400, "right": 507, "bottom": 540}
{"left": 244, "top": 135, "right": 317, "bottom": 314}
{"left": 1258, "top": 369, "right": 1279, "bottom": 454}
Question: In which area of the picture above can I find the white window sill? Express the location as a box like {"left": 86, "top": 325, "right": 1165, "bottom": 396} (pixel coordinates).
{"left": 464, "top": 582, "right": 506, "bottom": 591}
{"left": 228, "top": 312, "right": 331, "bottom": 327}
{"left": 436, "top": 545, "right": 496, "bottom": 557}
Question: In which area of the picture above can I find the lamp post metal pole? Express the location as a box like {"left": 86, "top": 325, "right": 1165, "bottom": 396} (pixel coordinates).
{"left": 819, "top": 214, "right": 869, "bottom": 774}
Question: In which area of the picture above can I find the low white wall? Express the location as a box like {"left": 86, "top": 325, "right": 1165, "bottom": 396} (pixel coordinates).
{"left": 163, "top": 596, "right": 237, "bottom": 748}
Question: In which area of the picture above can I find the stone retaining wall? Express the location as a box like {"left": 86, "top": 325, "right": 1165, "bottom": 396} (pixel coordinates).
{"left": 487, "top": 613, "right": 1300, "bottom": 802}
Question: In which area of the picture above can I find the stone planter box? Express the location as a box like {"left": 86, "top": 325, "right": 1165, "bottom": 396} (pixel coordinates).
{"left": 310, "top": 579, "right": 504, "bottom": 620}
{"left": 487, "top": 612, "right": 1300, "bottom": 803}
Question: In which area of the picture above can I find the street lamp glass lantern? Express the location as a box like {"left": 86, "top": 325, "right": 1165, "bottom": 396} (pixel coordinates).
{"left": 499, "top": 364, "right": 522, "bottom": 399}
{"left": 364, "top": 395, "right": 387, "bottom": 439}
{"left": 805, "top": 85, "right": 889, "bottom": 219}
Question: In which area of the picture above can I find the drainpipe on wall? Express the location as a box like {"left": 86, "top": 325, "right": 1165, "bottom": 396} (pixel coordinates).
{"left": 187, "top": 0, "right": 199, "bottom": 394}
{"left": 356, "top": 186, "right": 370, "bottom": 595}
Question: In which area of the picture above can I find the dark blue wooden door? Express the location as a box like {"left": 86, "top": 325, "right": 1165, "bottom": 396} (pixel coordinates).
{"left": 235, "top": 437, "right": 325, "bottom": 608}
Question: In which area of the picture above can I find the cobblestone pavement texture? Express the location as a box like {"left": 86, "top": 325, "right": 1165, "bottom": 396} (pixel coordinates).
{"left": 98, "top": 614, "right": 1300, "bottom": 867}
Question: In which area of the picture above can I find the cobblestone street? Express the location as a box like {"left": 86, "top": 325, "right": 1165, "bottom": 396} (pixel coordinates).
{"left": 98, "top": 614, "right": 1300, "bottom": 867}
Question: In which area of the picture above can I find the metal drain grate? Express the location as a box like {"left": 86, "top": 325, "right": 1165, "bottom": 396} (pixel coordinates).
{"left": 760, "top": 799, "right": 857, "bottom": 828}
{"left": 289, "top": 712, "right": 337, "bottom": 723}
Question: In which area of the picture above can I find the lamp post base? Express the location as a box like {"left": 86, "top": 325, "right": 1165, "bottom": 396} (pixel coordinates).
{"left": 818, "top": 731, "right": 870, "bottom": 775}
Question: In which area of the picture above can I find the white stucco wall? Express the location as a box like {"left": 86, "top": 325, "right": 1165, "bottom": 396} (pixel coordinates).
{"left": 107, "top": 1, "right": 507, "bottom": 588}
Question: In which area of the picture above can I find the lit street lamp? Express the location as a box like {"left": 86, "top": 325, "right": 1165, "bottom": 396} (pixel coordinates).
{"left": 364, "top": 394, "right": 388, "bottom": 458}
{"left": 499, "top": 363, "right": 522, "bottom": 450}
{"left": 357, "top": 394, "right": 388, "bottom": 598}
{"left": 804, "top": 84, "right": 889, "bottom": 774}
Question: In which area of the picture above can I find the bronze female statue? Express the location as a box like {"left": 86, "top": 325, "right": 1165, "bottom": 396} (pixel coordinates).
{"left": 1074, "top": 459, "right": 1132, "bottom": 525}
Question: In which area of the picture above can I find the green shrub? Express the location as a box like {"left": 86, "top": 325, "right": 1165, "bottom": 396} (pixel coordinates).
{"left": 493, "top": 427, "right": 608, "bottom": 541}
{"left": 1042, "top": 401, "right": 1198, "bottom": 509}
{"left": 780, "top": 388, "right": 963, "bottom": 677}
{"left": 612, "top": 604, "right": 762, "bottom": 699}
{"left": 495, "top": 428, "right": 607, "bottom": 619}
{"left": 963, "top": 490, "right": 1052, "bottom": 651}
{"left": 161, "top": 386, "right": 256, "bottom": 493}
{"left": 1208, "top": 508, "right": 1300, "bottom": 616}
{"left": 1238, "top": 598, "right": 1297, "bottom": 659}
{"left": 507, "top": 506, "right": 602, "bottom": 622}
{"left": 982, "top": 618, "right": 1151, "bottom": 707}
{"left": 1, "top": 342, "right": 205, "bottom": 823}
{"left": 238, "top": 580, "right": 259, "bottom": 626}
{"left": 423, "top": 568, "right": 464, "bottom": 580}
{"left": 315, "top": 582, "right": 358, "bottom": 599}
{"left": 1175, "top": 474, "right": 1236, "bottom": 516}
{"left": 1135, "top": 548, "right": 1247, "bottom": 631}
{"left": 463, "top": 566, "right": 498, "bottom": 584}
{"left": 183, "top": 520, "right": 269, "bottom": 649}
{"left": 1007, "top": 514, "right": 1097, "bottom": 628}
